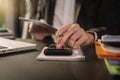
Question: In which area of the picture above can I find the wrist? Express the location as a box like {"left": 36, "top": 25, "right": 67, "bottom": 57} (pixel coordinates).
{"left": 86, "top": 32, "right": 95, "bottom": 44}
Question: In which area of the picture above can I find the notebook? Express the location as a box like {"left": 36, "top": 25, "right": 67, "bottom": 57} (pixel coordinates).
{"left": 0, "top": 37, "right": 36, "bottom": 54}
{"left": 104, "top": 59, "right": 120, "bottom": 75}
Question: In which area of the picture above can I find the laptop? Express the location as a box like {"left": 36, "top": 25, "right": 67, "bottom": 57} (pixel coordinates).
{"left": 0, "top": 37, "right": 37, "bottom": 54}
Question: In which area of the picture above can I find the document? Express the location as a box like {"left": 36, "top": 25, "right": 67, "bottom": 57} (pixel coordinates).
{"left": 101, "top": 35, "right": 120, "bottom": 42}
{"left": 95, "top": 41, "right": 120, "bottom": 60}
{"left": 101, "top": 35, "right": 120, "bottom": 47}
{"left": 98, "top": 40, "right": 120, "bottom": 53}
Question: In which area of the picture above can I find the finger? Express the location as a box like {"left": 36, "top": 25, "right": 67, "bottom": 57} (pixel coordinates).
{"left": 28, "top": 22, "right": 34, "bottom": 32}
{"left": 73, "top": 34, "right": 88, "bottom": 48}
{"left": 54, "top": 24, "right": 71, "bottom": 43}
{"left": 58, "top": 24, "right": 79, "bottom": 48}
{"left": 39, "top": 19, "right": 47, "bottom": 24}
{"left": 68, "top": 31, "right": 81, "bottom": 47}
{"left": 32, "top": 33, "right": 44, "bottom": 40}
{"left": 32, "top": 32, "right": 51, "bottom": 40}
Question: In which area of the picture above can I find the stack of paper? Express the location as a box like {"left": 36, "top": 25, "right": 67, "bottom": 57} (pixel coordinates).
{"left": 95, "top": 35, "right": 120, "bottom": 75}
{"left": 101, "top": 35, "right": 120, "bottom": 42}
{"left": 96, "top": 40, "right": 120, "bottom": 75}
{"left": 95, "top": 41, "right": 120, "bottom": 60}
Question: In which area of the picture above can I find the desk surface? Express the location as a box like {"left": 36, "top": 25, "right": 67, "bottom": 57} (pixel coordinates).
{"left": 0, "top": 39, "right": 119, "bottom": 80}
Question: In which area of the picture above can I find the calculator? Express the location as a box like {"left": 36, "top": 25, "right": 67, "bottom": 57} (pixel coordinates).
{"left": 44, "top": 44, "right": 72, "bottom": 56}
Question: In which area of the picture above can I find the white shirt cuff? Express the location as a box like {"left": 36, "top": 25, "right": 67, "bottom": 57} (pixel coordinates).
{"left": 87, "top": 31, "right": 98, "bottom": 40}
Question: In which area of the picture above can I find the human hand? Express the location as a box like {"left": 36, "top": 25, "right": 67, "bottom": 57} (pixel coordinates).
{"left": 54, "top": 23, "right": 95, "bottom": 48}
{"left": 28, "top": 19, "right": 54, "bottom": 40}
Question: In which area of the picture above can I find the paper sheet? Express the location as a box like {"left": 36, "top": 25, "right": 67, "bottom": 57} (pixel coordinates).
{"left": 98, "top": 40, "right": 120, "bottom": 53}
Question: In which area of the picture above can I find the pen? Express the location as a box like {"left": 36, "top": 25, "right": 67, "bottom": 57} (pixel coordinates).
{"left": 19, "top": 17, "right": 57, "bottom": 32}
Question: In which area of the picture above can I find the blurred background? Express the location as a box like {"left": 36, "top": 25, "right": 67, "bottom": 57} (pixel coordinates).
{"left": 0, "top": 0, "right": 38, "bottom": 39}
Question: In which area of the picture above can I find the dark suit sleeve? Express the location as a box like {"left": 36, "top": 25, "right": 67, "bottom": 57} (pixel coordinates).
{"left": 87, "top": 26, "right": 107, "bottom": 39}
{"left": 77, "top": 0, "right": 120, "bottom": 39}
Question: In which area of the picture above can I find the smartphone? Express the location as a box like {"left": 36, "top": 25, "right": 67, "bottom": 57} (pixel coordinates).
{"left": 19, "top": 17, "right": 57, "bottom": 32}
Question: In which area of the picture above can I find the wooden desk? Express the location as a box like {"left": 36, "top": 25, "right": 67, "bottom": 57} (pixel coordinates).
{"left": 0, "top": 39, "right": 119, "bottom": 80}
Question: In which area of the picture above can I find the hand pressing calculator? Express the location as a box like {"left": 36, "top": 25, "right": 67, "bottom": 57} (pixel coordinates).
{"left": 44, "top": 44, "right": 72, "bottom": 56}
